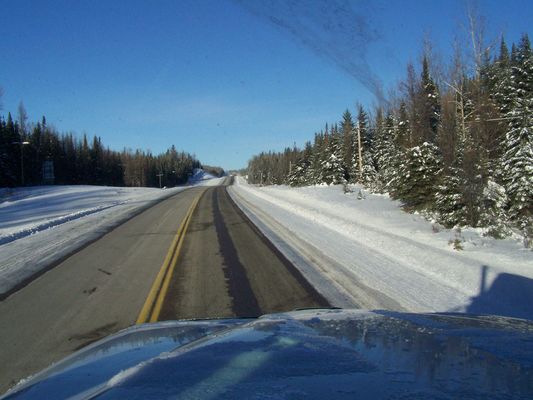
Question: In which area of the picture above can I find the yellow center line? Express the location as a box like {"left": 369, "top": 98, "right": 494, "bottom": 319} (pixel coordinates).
{"left": 136, "top": 191, "right": 203, "bottom": 324}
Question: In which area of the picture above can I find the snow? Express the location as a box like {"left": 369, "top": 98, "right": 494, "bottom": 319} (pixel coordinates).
{"left": 229, "top": 177, "right": 533, "bottom": 320}
{"left": 188, "top": 168, "right": 225, "bottom": 187}
{"left": 0, "top": 171, "right": 222, "bottom": 296}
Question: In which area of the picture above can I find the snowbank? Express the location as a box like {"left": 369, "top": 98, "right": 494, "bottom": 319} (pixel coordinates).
{"left": 188, "top": 168, "right": 225, "bottom": 187}
{"left": 229, "top": 177, "right": 533, "bottom": 319}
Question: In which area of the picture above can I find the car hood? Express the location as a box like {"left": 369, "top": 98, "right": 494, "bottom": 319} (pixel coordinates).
{"left": 3, "top": 309, "right": 533, "bottom": 399}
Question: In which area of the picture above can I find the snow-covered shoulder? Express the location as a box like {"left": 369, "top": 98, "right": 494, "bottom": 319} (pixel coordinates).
{"left": 229, "top": 177, "right": 533, "bottom": 320}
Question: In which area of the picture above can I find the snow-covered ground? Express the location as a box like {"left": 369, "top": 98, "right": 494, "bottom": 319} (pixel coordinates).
{"left": 229, "top": 177, "right": 533, "bottom": 320}
{"left": 187, "top": 169, "right": 224, "bottom": 186}
{"left": 0, "top": 170, "right": 224, "bottom": 296}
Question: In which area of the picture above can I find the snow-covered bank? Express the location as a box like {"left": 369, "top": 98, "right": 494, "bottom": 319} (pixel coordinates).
{"left": 188, "top": 169, "right": 225, "bottom": 187}
{"left": 229, "top": 177, "right": 533, "bottom": 319}
{"left": 0, "top": 173, "right": 223, "bottom": 296}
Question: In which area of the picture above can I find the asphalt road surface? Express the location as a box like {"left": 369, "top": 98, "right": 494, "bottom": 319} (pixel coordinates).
{"left": 0, "top": 178, "right": 328, "bottom": 394}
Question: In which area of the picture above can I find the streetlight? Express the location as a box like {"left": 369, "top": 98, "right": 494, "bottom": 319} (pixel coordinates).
{"left": 12, "top": 141, "right": 29, "bottom": 186}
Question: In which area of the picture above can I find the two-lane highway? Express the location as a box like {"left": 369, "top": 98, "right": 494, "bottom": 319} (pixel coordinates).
{"left": 158, "top": 180, "right": 328, "bottom": 321}
{"left": 0, "top": 178, "right": 328, "bottom": 394}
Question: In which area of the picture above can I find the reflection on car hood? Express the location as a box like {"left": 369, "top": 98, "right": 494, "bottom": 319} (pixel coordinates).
{"left": 3, "top": 309, "right": 533, "bottom": 399}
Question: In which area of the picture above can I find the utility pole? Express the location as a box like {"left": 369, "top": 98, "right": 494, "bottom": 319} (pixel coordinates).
{"left": 156, "top": 172, "right": 163, "bottom": 188}
{"left": 12, "top": 140, "right": 29, "bottom": 186}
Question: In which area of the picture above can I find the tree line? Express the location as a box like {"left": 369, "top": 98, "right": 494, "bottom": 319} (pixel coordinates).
{"left": 247, "top": 33, "right": 532, "bottom": 242}
{"left": 0, "top": 110, "right": 202, "bottom": 188}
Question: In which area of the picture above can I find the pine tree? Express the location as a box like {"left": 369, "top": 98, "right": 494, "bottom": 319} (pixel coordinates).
{"left": 309, "top": 132, "right": 325, "bottom": 184}
{"left": 393, "top": 142, "right": 442, "bottom": 210}
{"left": 479, "top": 178, "right": 510, "bottom": 238}
{"left": 421, "top": 55, "right": 442, "bottom": 144}
{"left": 0, "top": 116, "right": 18, "bottom": 186}
{"left": 491, "top": 38, "right": 515, "bottom": 115}
{"left": 288, "top": 142, "right": 312, "bottom": 186}
{"left": 500, "top": 34, "right": 533, "bottom": 238}
{"left": 397, "top": 101, "right": 411, "bottom": 148}
{"left": 340, "top": 110, "right": 355, "bottom": 181}
{"left": 374, "top": 112, "right": 398, "bottom": 192}
{"left": 435, "top": 132, "right": 468, "bottom": 227}
{"left": 372, "top": 108, "right": 385, "bottom": 171}
{"left": 501, "top": 100, "right": 533, "bottom": 234}
{"left": 320, "top": 124, "right": 345, "bottom": 185}
{"left": 357, "top": 106, "right": 377, "bottom": 187}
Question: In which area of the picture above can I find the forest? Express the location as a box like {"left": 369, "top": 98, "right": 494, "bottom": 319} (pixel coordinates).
{"left": 0, "top": 110, "right": 204, "bottom": 189}
{"left": 247, "top": 33, "right": 532, "bottom": 242}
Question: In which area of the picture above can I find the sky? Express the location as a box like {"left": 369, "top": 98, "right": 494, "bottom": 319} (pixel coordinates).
{"left": 0, "top": 0, "right": 532, "bottom": 170}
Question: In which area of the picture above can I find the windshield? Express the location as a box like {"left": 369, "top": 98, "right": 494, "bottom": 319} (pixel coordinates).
{"left": 0, "top": 0, "right": 532, "bottom": 397}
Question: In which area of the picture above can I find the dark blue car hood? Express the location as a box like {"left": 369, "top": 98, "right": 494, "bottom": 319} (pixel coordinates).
{"left": 3, "top": 309, "right": 533, "bottom": 399}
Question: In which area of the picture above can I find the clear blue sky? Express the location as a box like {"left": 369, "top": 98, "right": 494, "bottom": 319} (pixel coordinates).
{"left": 1, "top": 0, "right": 531, "bottom": 170}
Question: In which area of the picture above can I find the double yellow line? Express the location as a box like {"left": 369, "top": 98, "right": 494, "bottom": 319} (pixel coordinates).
{"left": 136, "top": 192, "right": 203, "bottom": 324}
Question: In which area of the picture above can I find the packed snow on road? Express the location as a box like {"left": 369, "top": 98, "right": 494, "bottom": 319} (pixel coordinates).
{"left": 229, "top": 176, "right": 533, "bottom": 320}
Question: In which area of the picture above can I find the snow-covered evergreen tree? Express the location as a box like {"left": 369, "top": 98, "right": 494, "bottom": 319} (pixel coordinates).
{"left": 340, "top": 110, "right": 355, "bottom": 182}
{"left": 393, "top": 142, "right": 442, "bottom": 209}
{"left": 500, "top": 34, "right": 533, "bottom": 238}
{"left": 373, "top": 112, "right": 397, "bottom": 192}
{"left": 501, "top": 103, "right": 533, "bottom": 232}
{"left": 418, "top": 56, "right": 442, "bottom": 144}
{"left": 321, "top": 124, "right": 346, "bottom": 185}
{"left": 310, "top": 130, "right": 327, "bottom": 184}
{"left": 491, "top": 39, "right": 515, "bottom": 116}
{"left": 397, "top": 101, "right": 411, "bottom": 149}
{"left": 434, "top": 75, "right": 486, "bottom": 228}
{"left": 423, "top": 57, "right": 440, "bottom": 127}
{"left": 356, "top": 106, "right": 377, "bottom": 187}
{"left": 435, "top": 131, "right": 468, "bottom": 227}
{"left": 288, "top": 142, "right": 313, "bottom": 186}
{"left": 478, "top": 178, "right": 511, "bottom": 238}
{"left": 386, "top": 103, "right": 411, "bottom": 193}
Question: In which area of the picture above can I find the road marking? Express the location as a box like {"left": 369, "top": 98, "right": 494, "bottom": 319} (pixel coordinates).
{"left": 136, "top": 192, "right": 203, "bottom": 324}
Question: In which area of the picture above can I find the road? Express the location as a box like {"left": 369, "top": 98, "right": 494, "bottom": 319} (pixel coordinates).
{"left": 0, "top": 178, "right": 328, "bottom": 393}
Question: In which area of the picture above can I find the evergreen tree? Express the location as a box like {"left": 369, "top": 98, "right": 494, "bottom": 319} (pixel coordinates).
{"left": 374, "top": 113, "right": 398, "bottom": 192}
{"left": 500, "top": 33, "right": 533, "bottom": 237}
{"left": 479, "top": 178, "right": 510, "bottom": 238}
{"left": 340, "top": 110, "right": 355, "bottom": 181}
{"left": 309, "top": 132, "right": 324, "bottom": 184}
{"left": 397, "top": 101, "right": 411, "bottom": 149}
{"left": 420, "top": 55, "right": 442, "bottom": 144}
{"left": 288, "top": 142, "right": 313, "bottom": 186}
{"left": 435, "top": 132, "right": 468, "bottom": 227}
{"left": 393, "top": 142, "right": 442, "bottom": 209}
{"left": 501, "top": 100, "right": 533, "bottom": 233}
{"left": 356, "top": 106, "right": 377, "bottom": 187}
{"left": 0, "top": 115, "right": 18, "bottom": 186}
{"left": 320, "top": 124, "right": 345, "bottom": 185}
